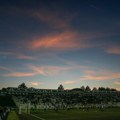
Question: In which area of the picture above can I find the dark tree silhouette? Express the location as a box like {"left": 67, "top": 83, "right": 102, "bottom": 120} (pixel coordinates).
{"left": 85, "top": 86, "right": 91, "bottom": 91}
{"left": 18, "top": 83, "right": 27, "bottom": 89}
{"left": 98, "top": 87, "right": 106, "bottom": 91}
{"left": 58, "top": 84, "right": 64, "bottom": 91}
{"left": 93, "top": 87, "right": 97, "bottom": 91}
{"left": 80, "top": 86, "right": 85, "bottom": 91}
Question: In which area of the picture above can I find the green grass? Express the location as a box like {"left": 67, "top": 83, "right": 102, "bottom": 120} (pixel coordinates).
{"left": 18, "top": 113, "right": 41, "bottom": 120}
{"left": 7, "top": 108, "right": 120, "bottom": 120}
{"left": 7, "top": 111, "right": 40, "bottom": 120}
{"left": 6, "top": 111, "right": 19, "bottom": 120}
{"left": 31, "top": 108, "right": 120, "bottom": 120}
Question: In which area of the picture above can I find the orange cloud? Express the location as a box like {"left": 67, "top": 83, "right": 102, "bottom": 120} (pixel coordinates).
{"left": 0, "top": 64, "right": 74, "bottom": 77}
{"left": 30, "top": 31, "right": 77, "bottom": 50}
{"left": 3, "top": 72, "right": 36, "bottom": 77}
{"left": 81, "top": 70, "right": 120, "bottom": 81}
{"left": 28, "top": 65, "right": 47, "bottom": 76}
{"left": 1, "top": 66, "right": 46, "bottom": 77}
{"left": 105, "top": 46, "right": 120, "bottom": 55}
{"left": 62, "top": 81, "right": 77, "bottom": 85}
{"left": 1, "top": 64, "right": 82, "bottom": 77}
{"left": 29, "top": 82, "right": 39, "bottom": 86}
{"left": 29, "top": 64, "right": 86, "bottom": 76}
{"left": 116, "top": 88, "right": 120, "bottom": 91}
{"left": 82, "top": 75, "right": 111, "bottom": 81}
{"left": 0, "top": 66, "right": 37, "bottom": 77}
{"left": 29, "top": 65, "right": 72, "bottom": 76}
{"left": 29, "top": 31, "right": 93, "bottom": 51}
{"left": 114, "top": 81, "right": 120, "bottom": 85}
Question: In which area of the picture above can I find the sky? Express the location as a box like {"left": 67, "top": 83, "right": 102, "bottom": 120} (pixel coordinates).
{"left": 0, "top": 0, "right": 120, "bottom": 90}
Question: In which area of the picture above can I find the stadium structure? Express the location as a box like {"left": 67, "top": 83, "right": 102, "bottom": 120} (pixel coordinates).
{"left": 0, "top": 83, "right": 120, "bottom": 111}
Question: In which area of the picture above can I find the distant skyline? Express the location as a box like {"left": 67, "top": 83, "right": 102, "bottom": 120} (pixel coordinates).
{"left": 0, "top": 0, "right": 120, "bottom": 90}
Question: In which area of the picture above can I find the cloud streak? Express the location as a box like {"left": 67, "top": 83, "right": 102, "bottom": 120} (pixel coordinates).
{"left": 105, "top": 46, "right": 120, "bottom": 55}
{"left": 0, "top": 66, "right": 13, "bottom": 72}
{"left": 81, "top": 70, "right": 120, "bottom": 81}
{"left": 29, "top": 82, "right": 40, "bottom": 86}
{"left": 31, "top": 9, "right": 71, "bottom": 29}
{"left": 3, "top": 72, "right": 36, "bottom": 77}
{"left": 62, "top": 81, "right": 77, "bottom": 85}
{"left": 30, "top": 31, "right": 79, "bottom": 50}
{"left": 1, "top": 64, "right": 85, "bottom": 77}
{"left": 29, "top": 31, "right": 97, "bottom": 51}
{"left": 116, "top": 88, "right": 120, "bottom": 91}
{"left": 0, "top": 52, "right": 35, "bottom": 60}
{"left": 114, "top": 81, "right": 120, "bottom": 85}
{"left": 28, "top": 65, "right": 82, "bottom": 76}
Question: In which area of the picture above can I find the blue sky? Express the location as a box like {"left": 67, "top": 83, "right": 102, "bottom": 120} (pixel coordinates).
{"left": 0, "top": 0, "right": 120, "bottom": 90}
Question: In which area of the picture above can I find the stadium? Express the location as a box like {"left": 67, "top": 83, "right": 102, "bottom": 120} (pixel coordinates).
{"left": 0, "top": 83, "right": 120, "bottom": 120}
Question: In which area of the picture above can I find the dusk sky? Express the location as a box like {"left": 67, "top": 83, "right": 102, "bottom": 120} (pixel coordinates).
{"left": 0, "top": 0, "right": 120, "bottom": 90}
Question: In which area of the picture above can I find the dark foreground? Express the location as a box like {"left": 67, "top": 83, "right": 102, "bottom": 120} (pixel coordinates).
{"left": 10, "top": 108, "right": 120, "bottom": 120}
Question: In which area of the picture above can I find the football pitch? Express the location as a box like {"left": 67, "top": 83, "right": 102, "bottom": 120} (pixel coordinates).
{"left": 17, "top": 108, "right": 120, "bottom": 120}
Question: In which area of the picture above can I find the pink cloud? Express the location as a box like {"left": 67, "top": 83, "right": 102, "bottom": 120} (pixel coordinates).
{"left": 0, "top": 66, "right": 37, "bottom": 77}
{"left": 1, "top": 64, "right": 82, "bottom": 77}
{"left": 1, "top": 66, "right": 45, "bottom": 78}
{"left": 29, "top": 31, "right": 94, "bottom": 51}
{"left": 29, "top": 64, "right": 86, "bottom": 76}
{"left": 82, "top": 75, "right": 111, "bottom": 81}
{"left": 81, "top": 70, "right": 120, "bottom": 81}
{"left": 105, "top": 46, "right": 120, "bottom": 55}
{"left": 3, "top": 72, "right": 36, "bottom": 77}
{"left": 28, "top": 65, "right": 47, "bottom": 76}
{"left": 29, "top": 82, "right": 40, "bottom": 86}
{"left": 1, "top": 64, "right": 77, "bottom": 77}
{"left": 114, "top": 81, "right": 120, "bottom": 85}
{"left": 30, "top": 31, "right": 78, "bottom": 50}
{"left": 29, "top": 65, "right": 71, "bottom": 76}
{"left": 116, "top": 88, "right": 120, "bottom": 91}
{"left": 62, "top": 81, "right": 77, "bottom": 85}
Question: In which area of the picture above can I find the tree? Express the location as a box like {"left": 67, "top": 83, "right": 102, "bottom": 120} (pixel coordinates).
{"left": 80, "top": 86, "right": 85, "bottom": 91}
{"left": 18, "top": 83, "right": 27, "bottom": 89}
{"left": 92, "top": 87, "right": 97, "bottom": 92}
{"left": 2, "top": 88, "right": 7, "bottom": 92}
{"left": 111, "top": 88, "right": 117, "bottom": 91}
{"left": 106, "top": 87, "right": 110, "bottom": 91}
{"left": 58, "top": 84, "right": 64, "bottom": 91}
{"left": 98, "top": 87, "right": 106, "bottom": 91}
{"left": 85, "top": 86, "right": 91, "bottom": 91}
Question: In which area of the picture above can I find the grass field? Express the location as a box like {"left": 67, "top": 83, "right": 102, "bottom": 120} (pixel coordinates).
{"left": 7, "top": 108, "right": 120, "bottom": 120}
{"left": 30, "top": 108, "right": 120, "bottom": 120}
{"left": 6, "top": 111, "right": 19, "bottom": 120}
